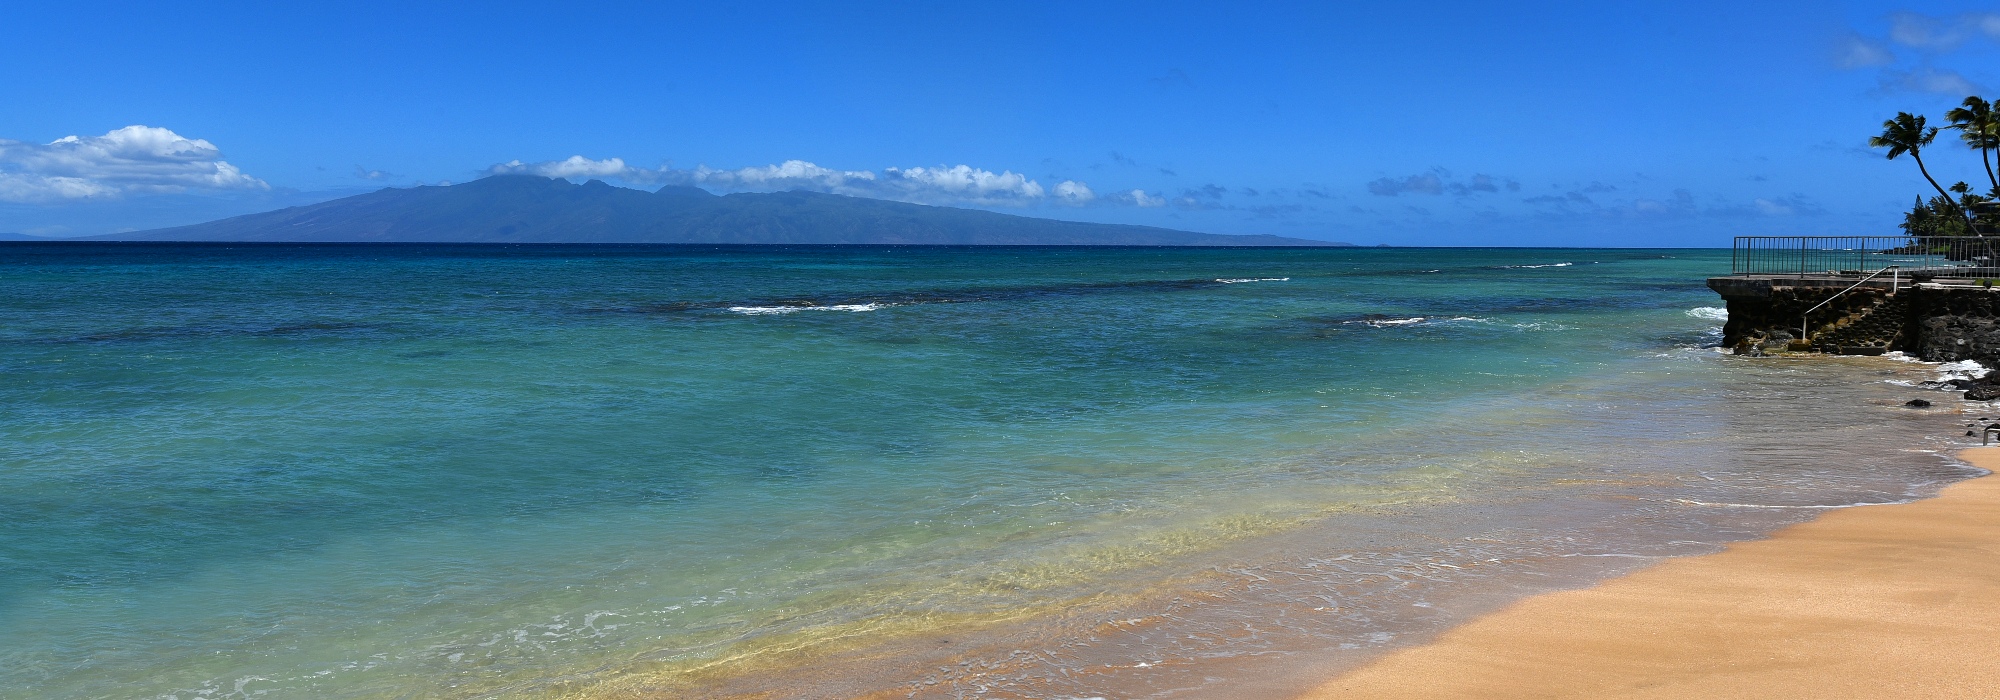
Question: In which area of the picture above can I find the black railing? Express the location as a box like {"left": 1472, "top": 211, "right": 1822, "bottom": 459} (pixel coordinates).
{"left": 1731, "top": 236, "right": 2000, "bottom": 278}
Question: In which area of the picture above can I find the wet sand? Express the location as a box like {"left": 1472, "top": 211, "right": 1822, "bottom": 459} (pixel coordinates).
{"left": 1297, "top": 447, "right": 2000, "bottom": 699}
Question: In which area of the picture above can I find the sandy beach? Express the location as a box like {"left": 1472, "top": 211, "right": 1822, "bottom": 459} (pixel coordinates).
{"left": 1298, "top": 447, "right": 2000, "bottom": 699}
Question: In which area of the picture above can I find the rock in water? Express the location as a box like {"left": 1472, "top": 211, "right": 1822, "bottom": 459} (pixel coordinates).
{"left": 1905, "top": 399, "right": 1933, "bottom": 407}
{"left": 1969, "top": 385, "right": 2000, "bottom": 401}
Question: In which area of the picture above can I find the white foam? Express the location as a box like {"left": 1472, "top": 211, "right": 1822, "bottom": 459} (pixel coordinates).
{"left": 729, "top": 304, "right": 883, "bottom": 315}
{"left": 1684, "top": 307, "right": 1728, "bottom": 321}
{"left": 1938, "top": 359, "right": 1988, "bottom": 378}
{"left": 1502, "top": 262, "right": 1573, "bottom": 269}
{"left": 1216, "top": 277, "right": 1290, "bottom": 284}
{"left": 1883, "top": 353, "right": 1988, "bottom": 384}
{"left": 1345, "top": 317, "right": 1426, "bottom": 327}
{"left": 1673, "top": 498, "right": 1920, "bottom": 509}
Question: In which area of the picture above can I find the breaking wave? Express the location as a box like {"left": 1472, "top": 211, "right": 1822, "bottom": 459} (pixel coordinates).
{"left": 728, "top": 304, "right": 885, "bottom": 315}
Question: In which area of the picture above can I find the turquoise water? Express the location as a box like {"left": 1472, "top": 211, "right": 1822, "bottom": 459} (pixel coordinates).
{"left": 0, "top": 244, "right": 1974, "bottom": 699}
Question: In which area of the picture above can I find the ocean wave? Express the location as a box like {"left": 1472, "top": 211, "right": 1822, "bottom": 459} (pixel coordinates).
{"left": 1939, "top": 359, "right": 1988, "bottom": 376}
{"left": 728, "top": 304, "right": 885, "bottom": 315}
{"left": 589, "top": 277, "right": 1263, "bottom": 318}
{"left": 1329, "top": 316, "right": 1499, "bottom": 329}
{"left": 1496, "top": 262, "right": 1575, "bottom": 269}
{"left": 1343, "top": 316, "right": 1426, "bottom": 327}
{"left": 1883, "top": 353, "right": 1992, "bottom": 383}
{"left": 1215, "top": 277, "right": 1290, "bottom": 284}
{"left": 1684, "top": 306, "right": 1728, "bottom": 321}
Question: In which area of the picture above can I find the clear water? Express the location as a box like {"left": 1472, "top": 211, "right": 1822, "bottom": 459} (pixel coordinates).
{"left": 0, "top": 244, "right": 1976, "bottom": 699}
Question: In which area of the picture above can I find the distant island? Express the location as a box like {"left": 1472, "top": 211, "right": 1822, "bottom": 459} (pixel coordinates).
{"left": 77, "top": 175, "right": 1348, "bottom": 246}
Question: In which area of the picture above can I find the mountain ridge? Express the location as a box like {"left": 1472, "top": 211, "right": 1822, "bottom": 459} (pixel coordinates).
{"left": 83, "top": 175, "right": 1348, "bottom": 246}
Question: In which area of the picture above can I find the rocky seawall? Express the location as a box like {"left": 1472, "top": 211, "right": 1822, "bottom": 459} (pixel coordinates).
{"left": 1708, "top": 277, "right": 2000, "bottom": 366}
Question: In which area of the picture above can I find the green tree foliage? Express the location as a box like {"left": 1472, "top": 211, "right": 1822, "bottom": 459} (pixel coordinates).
{"left": 1902, "top": 195, "right": 1970, "bottom": 236}
{"left": 1946, "top": 96, "right": 2000, "bottom": 191}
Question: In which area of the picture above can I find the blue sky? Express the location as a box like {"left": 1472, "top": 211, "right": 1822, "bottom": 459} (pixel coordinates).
{"left": 5, "top": 1, "right": 2000, "bottom": 245}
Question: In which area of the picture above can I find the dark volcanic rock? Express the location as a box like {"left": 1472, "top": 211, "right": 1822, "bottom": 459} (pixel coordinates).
{"left": 1966, "top": 385, "right": 2000, "bottom": 401}
{"left": 1905, "top": 398, "right": 1934, "bottom": 407}
{"left": 1918, "top": 315, "right": 2000, "bottom": 366}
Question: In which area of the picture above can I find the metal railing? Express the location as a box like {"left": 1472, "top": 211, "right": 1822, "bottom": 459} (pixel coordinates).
{"left": 1732, "top": 236, "right": 2000, "bottom": 278}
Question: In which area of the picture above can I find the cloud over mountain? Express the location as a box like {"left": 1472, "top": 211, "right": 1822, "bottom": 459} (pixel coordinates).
{"left": 488, "top": 157, "right": 1097, "bottom": 207}
{"left": 0, "top": 126, "right": 267, "bottom": 203}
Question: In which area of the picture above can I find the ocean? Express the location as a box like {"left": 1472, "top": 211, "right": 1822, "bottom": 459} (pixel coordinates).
{"left": 0, "top": 243, "right": 1977, "bottom": 699}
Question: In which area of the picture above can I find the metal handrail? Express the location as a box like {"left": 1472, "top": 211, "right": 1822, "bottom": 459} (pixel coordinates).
{"left": 1731, "top": 236, "right": 2000, "bottom": 278}
{"left": 1803, "top": 266, "right": 1898, "bottom": 344}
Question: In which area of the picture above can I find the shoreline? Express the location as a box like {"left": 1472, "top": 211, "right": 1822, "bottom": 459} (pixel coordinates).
{"left": 564, "top": 353, "right": 1972, "bottom": 699}
{"left": 1295, "top": 446, "right": 2000, "bottom": 699}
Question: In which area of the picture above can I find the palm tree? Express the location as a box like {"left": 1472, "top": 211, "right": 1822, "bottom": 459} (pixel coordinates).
{"left": 1871, "top": 113, "right": 1966, "bottom": 229}
{"left": 1946, "top": 96, "right": 2000, "bottom": 191}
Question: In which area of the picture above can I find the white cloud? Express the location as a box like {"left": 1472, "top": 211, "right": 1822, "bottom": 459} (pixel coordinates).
{"left": 1834, "top": 35, "right": 1895, "bottom": 68}
{"left": 1754, "top": 198, "right": 1795, "bottom": 216}
{"left": 487, "top": 156, "right": 1114, "bottom": 207}
{"left": 1737, "top": 195, "right": 1825, "bottom": 218}
{"left": 1368, "top": 171, "right": 1443, "bottom": 196}
{"left": 1368, "top": 168, "right": 1518, "bottom": 197}
{"left": 883, "top": 165, "right": 1044, "bottom": 201}
{"left": 691, "top": 159, "right": 877, "bottom": 189}
{"left": 1875, "top": 67, "right": 1984, "bottom": 95}
{"left": 1122, "top": 189, "right": 1167, "bottom": 207}
{"left": 1887, "top": 11, "right": 2000, "bottom": 50}
{"left": 0, "top": 125, "right": 267, "bottom": 203}
{"left": 1053, "top": 180, "right": 1095, "bottom": 204}
{"left": 487, "top": 155, "right": 640, "bottom": 180}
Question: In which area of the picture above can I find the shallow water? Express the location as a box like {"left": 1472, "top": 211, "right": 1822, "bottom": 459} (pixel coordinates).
{"left": 0, "top": 244, "right": 1976, "bottom": 699}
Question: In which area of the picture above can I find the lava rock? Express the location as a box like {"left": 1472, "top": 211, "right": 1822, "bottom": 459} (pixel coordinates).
{"left": 1967, "top": 385, "right": 2000, "bottom": 401}
{"left": 1906, "top": 399, "right": 1933, "bottom": 407}
{"left": 1919, "top": 316, "right": 2000, "bottom": 366}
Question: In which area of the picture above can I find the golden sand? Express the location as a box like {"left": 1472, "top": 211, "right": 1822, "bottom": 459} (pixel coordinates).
{"left": 1297, "top": 448, "right": 2000, "bottom": 699}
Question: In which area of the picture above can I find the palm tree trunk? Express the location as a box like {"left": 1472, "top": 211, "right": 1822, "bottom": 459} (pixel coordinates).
{"left": 1913, "top": 152, "right": 1978, "bottom": 234}
{"left": 1985, "top": 147, "right": 1997, "bottom": 191}
{"left": 1913, "top": 151, "right": 1954, "bottom": 201}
